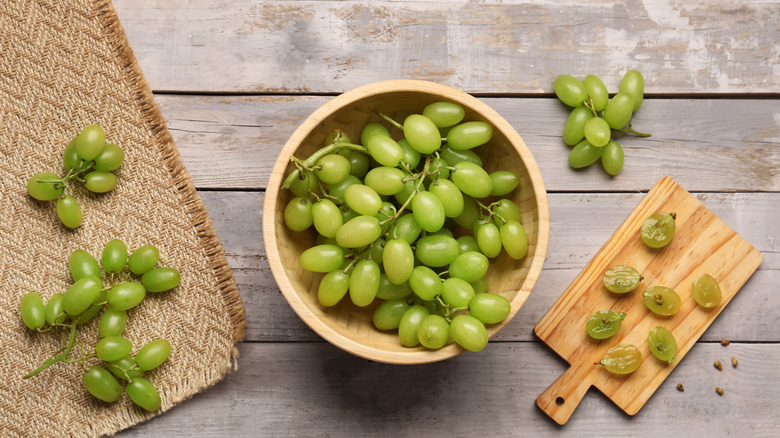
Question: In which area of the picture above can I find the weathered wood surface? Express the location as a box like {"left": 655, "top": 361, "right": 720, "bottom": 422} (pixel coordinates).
{"left": 113, "top": 0, "right": 780, "bottom": 94}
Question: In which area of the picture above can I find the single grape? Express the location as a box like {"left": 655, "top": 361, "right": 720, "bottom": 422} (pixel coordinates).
{"left": 393, "top": 173, "right": 417, "bottom": 207}
{"left": 360, "top": 122, "right": 390, "bottom": 146}
{"left": 409, "top": 266, "right": 443, "bottom": 301}
{"left": 335, "top": 215, "right": 382, "bottom": 248}
{"left": 456, "top": 235, "right": 480, "bottom": 253}
{"left": 388, "top": 213, "right": 422, "bottom": 244}
{"left": 620, "top": 70, "right": 645, "bottom": 111}
{"left": 648, "top": 326, "right": 677, "bottom": 364}
{"left": 106, "top": 355, "right": 143, "bottom": 381}
{"left": 76, "top": 125, "right": 106, "bottom": 161}
{"left": 641, "top": 212, "right": 676, "bottom": 248}
{"left": 583, "top": 117, "right": 611, "bottom": 148}
{"left": 368, "top": 238, "right": 385, "bottom": 265}
{"left": 376, "top": 274, "right": 413, "bottom": 301}
{"left": 450, "top": 315, "right": 488, "bottom": 352}
{"left": 126, "top": 378, "right": 162, "bottom": 411}
{"left": 102, "top": 239, "right": 128, "bottom": 274}
{"left": 489, "top": 171, "right": 519, "bottom": 196}
{"left": 326, "top": 129, "right": 351, "bottom": 147}
{"left": 446, "top": 121, "right": 493, "bottom": 150}
{"left": 136, "top": 339, "right": 171, "bottom": 371}
{"left": 288, "top": 171, "right": 318, "bottom": 198}
{"left": 470, "top": 276, "right": 489, "bottom": 294}
{"left": 82, "top": 366, "right": 121, "bottom": 403}
{"left": 451, "top": 162, "right": 492, "bottom": 198}
{"left": 417, "top": 314, "right": 450, "bottom": 350}
{"left": 45, "top": 293, "right": 66, "bottom": 325}
{"left": 107, "top": 282, "right": 146, "bottom": 310}
{"left": 398, "top": 305, "right": 430, "bottom": 347}
{"left": 96, "top": 336, "right": 133, "bottom": 362}
{"left": 27, "top": 172, "right": 64, "bottom": 201}
{"left": 373, "top": 299, "right": 412, "bottom": 331}
{"left": 397, "top": 139, "right": 421, "bottom": 168}
{"left": 415, "top": 235, "right": 460, "bottom": 268}
{"left": 54, "top": 195, "right": 83, "bottom": 228}
{"left": 128, "top": 244, "right": 159, "bottom": 275}
{"left": 602, "top": 265, "right": 643, "bottom": 293}
{"left": 428, "top": 179, "right": 464, "bottom": 218}
{"left": 642, "top": 286, "right": 682, "bottom": 316}
{"left": 597, "top": 344, "right": 642, "bottom": 374}
{"left": 349, "top": 259, "right": 380, "bottom": 307}
{"left": 692, "top": 273, "right": 722, "bottom": 308}
{"left": 439, "top": 145, "right": 482, "bottom": 167}
{"left": 99, "top": 308, "right": 128, "bottom": 338}
{"left": 346, "top": 151, "right": 369, "bottom": 178}
{"left": 62, "top": 275, "right": 102, "bottom": 316}
{"left": 142, "top": 267, "right": 181, "bottom": 292}
{"left": 568, "top": 139, "right": 603, "bottom": 168}
{"left": 583, "top": 74, "right": 608, "bottom": 111}
{"left": 383, "top": 239, "right": 415, "bottom": 285}
{"left": 499, "top": 219, "right": 528, "bottom": 260}
{"left": 563, "top": 106, "right": 593, "bottom": 146}
{"left": 453, "top": 196, "right": 479, "bottom": 229}
{"left": 73, "top": 290, "right": 106, "bottom": 325}
{"left": 585, "top": 309, "right": 626, "bottom": 340}
{"left": 476, "top": 221, "right": 502, "bottom": 258}
{"left": 20, "top": 292, "right": 46, "bottom": 330}
{"left": 63, "top": 137, "right": 93, "bottom": 172}
{"left": 423, "top": 102, "right": 465, "bottom": 128}
{"left": 345, "top": 184, "right": 382, "bottom": 216}
{"left": 411, "top": 192, "right": 445, "bottom": 233}
{"left": 449, "top": 251, "right": 489, "bottom": 282}
{"left": 365, "top": 135, "right": 403, "bottom": 167}
{"left": 603, "top": 92, "right": 634, "bottom": 130}
{"left": 314, "top": 154, "right": 351, "bottom": 184}
{"left": 84, "top": 171, "right": 118, "bottom": 193}
{"left": 327, "top": 175, "right": 361, "bottom": 203}
{"left": 491, "top": 199, "right": 522, "bottom": 225}
{"left": 318, "top": 270, "right": 350, "bottom": 306}
{"left": 365, "top": 167, "right": 406, "bottom": 196}
{"left": 93, "top": 143, "right": 125, "bottom": 172}
{"left": 601, "top": 140, "right": 624, "bottom": 176}
{"left": 553, "top": 75, "right": 588, "bottom": 107}
{"left": 441, "top": 278, "right": 475, "bottom": 308}
{"left": 468, "top": 293, "right": 510, "bottom": 324}
{"left": 403, "top": 114, "right": 441, "bottom": 154}
{"left": 69, "top": 249, "right": 101, "bottom": 281}
{"left": 311, "top": 199, "right": 343, "bottom": 239}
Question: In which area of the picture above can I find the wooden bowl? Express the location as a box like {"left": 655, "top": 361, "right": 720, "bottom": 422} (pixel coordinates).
{"left": 263, "top": 80, "right": 549, "bottom": 364}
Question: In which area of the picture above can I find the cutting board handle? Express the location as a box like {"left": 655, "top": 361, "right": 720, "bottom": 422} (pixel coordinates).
{"left": 536, "top": 363, "right": 592, "bottom": 425}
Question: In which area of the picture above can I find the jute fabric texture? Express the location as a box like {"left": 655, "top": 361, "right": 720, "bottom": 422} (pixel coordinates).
{"left": 0, "top": 0, "right": 246, "bottom": 436}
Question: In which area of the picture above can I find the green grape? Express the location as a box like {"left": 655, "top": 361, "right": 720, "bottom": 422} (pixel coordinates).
{"left": 603, "top": 93, "right": 634, "bottom": 130}
{"left": 446, "top": 121, "right": 493, "bottom": 150}
{"left": 383, "top": 239, "right": 415, "bottom": 285}
{"left": 106, "top": 355, "right": 143, "bottom": 381}
{"left": 417, "top": 314, "right": 450, "bottom": 350}
{"left": 99, "top": 308, "right": 127, "bottom": 338}
{"left": 82, "top": 366, "right": 121, "bottom": 403}
{"left": 311, "top": 199, "right": 343, "bottom": 239}
{"left": 398, "top": 305, "right": 430, "bottom": 347}
{"left": 70, "top": 288, "right": 106, "bottom": 325}
{"left": 583, "top": 117, "right": 611, "bottom": 147}
{"left": 450, "top": 314, "right": 488, "bottom": 352}
{"left": 20, "top": 292, "right": 46, "bottom": 330}
{"left": 428, "top": 179, "right": 464, "bottom": 218}
{"left": 76, "top": 125, "right": 106, "bottom": 161}
{"left": 468, "top": 293, "right": 510, "bottom": 324}
{"left": 63, "top": 138, "right": 93, "bottom": 172}
{"left": 288, "top": 171, "right": 318, "bottom": 197}
{"left": 376, "top": 274, "right": 413, "bottom": 300}
{"left": 601, "top": 140, "right": 624, "bottom": 176}
{"left": 403, "top": 114, "right": 441, "bottom": 154}
{"left": 415, "top": 235, "right": 460, "bottom": 268}
{"left": 449, "top": 251, "right": 489, "bottom": 282}
{"left": 553, "top": 75, "right": 588, "bottom": 107}
{"left": 388, "top": 213, "right": 422, "bottom": 244}
{"left": 476, "top": 221, "right": 502, "bottom": 258}
{"left": 692, "top": 273, "right": 722, "bottom": 309}
{"left": 102, "top": 239, "right": 128, "bottom": 274}
{"left": 84, "top": 171, "right": 118, "bottom": 193}
{"left": 439, "top": 145, "right": 482, "bottom": 167}
{"left": 642, "top": 286, "right": 681, "bottom": 316}
{"left": 366, "top": 135, "right": 403, "bottom": 167}
{"left": 585, "top": 309, "right": 626, "bottom": 340}
{"left": 375, "top": 202, "right": 395, "bottom": 222}
{"left": 327, "top": 175, "right": 361, "bottom": 203}
{"left": 489, "top": 171, "right": 519, "bottom": 197}
{"left": 451, "top": 162, "right": 492, "bottom": 198}
{"left": 397, "top": 139, "right": 422, "bottom": 168}
{"left": 393, "top": 173, "right": 417, "bottom": 207}
{"left": 426, "top": 156, "right": 450, "bottom": 182}
{"left": 583, "top": 74, "right": 608, "bottom": 111}
{"left": 318, "top": 270, "right": 350, "bottom": 306}
{"left": 344, "top": 151, "right": 368, "bottom": 179}
{"left": 93, "top": 143, "right": 125, "bottom": 172}
{"left": 411, "top": 192, "right": 445, "bottom": 233}
{"left": 423, "top": 102, "right": 465, "bottom": 128}
{"left": 96, "top": 336, "right": 133, "bottom": 362}
{"left": 349, "top": 259, "right": 380, "bottom": 307}
{"left": 325, "top": 130, "right": 351, "bottom": 147}
{"left": 492, "top": 199, "right": 522, "bottom": 225}
{"left": 597, "top": 344, "right": 642, "bottom": 374}
{"left": 341, "top": 207, "right": 359, "bottom": 223}
{"left": 563, "top": 106, "right": 593, "bottom": 146}
{"left": 344, "top": 184, "right": 382, "bottom": 216}
{"left": 54, "top": 195, "right": 81, "bottom": 228}
{"left": 62, "top": 275, "right": 102, "bottom": 316}
{"left": 441, "top": 278, "right": 475, "bottom": 308}
{"left": 365, "top": 167, "right": 406, "bottom": 195}
{"left": 500, "top": 219, "right": 528, "bottom": 260}
{"left": 470, "top": 276, "right": 489, "bottom": 294}
{"left": 453, "top": 196, "right": 479, "bottom": 229}
{"left": 45, "top": 293, "right": 66, "bottom": 325}
{"left": 126, "top": 378, "right": 162, "bottom": 411}
{"left": 27, "top": 172, "right": 64, "bottom": 201}
{"left": 457, "top": 235, "right": 480, "bottom": 253}
{"left": 336, "top": 215, "right": 382, "bottom": 248}
{"left": 603, "top": 265, "right": 643, "bottom": 293}
{"left": 648, "top": 326, "right": 677, "bottom": 364}
{"left": 409, "top": 266, "right": 443, "bottom": 301}
{"left": 300, "top": 245, "right": 344, "bottom": 272}
{"left": 128, "top": 244, "right": 159, "bottom": 275}
{"left": 360, "top": 122, "right": 390, "bottom": 146}
{"left": 620, "top": 70, "right": 645, "bottom": 111}
{"left": 368, "top": 238, "right": 385, "bottom": 265}
{"left": 640, "top": 212, "right": 676, "bottom": 248}
{"left": 107, "top": 282, "right": 146, "bottom": 310}
{"left": 314, "top": 154, "right": 351, "bottom": 184}
{"left": 568, "top": 139, "right": 603, "bottom": 168}
{"left": 141, "top": 267, "right": 180, "bottom": 293}
{"left": 373, "top": 299, "right": 412, "bottom": 330}
{"left": 136, "top": 339, "right": 171, "bottom": 371}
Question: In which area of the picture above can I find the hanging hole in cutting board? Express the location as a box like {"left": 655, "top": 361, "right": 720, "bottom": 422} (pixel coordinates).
{"left": 555, "top": 397, "right": 565, "bottom": 406}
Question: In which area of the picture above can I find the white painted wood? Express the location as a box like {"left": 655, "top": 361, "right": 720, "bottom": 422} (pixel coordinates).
{"left": 113, "top": 0, "right": 780, "bottom": 94}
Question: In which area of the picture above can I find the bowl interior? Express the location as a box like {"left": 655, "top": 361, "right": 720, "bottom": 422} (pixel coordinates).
{"left": 267, "top": 82, "right": 548, "bottom": 364}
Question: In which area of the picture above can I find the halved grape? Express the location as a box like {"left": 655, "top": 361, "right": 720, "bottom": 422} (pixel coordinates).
{"left": 692, "top": 273, "right": 722, "bottom": 308}
{"left": 648, "top": 326, "right": 677, "bottom": 364}
{"left": 642, "top": 286, "right": 681, "bottom": 316}
{"left": 603, "top": 265, "right": 643, "bottom": 293}
{"left": 585, "top": 309, "right": 626, "bottom": 340}
{"left": 641, "top": 212, "right": 676, "bottom": 248}
{"left": 597, "top": 344, "right": 642, "bottom": 374}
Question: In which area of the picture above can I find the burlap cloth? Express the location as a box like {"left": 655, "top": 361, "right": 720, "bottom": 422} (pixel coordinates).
{"left": 0, "top": 0, "right": 246, "bottom": 436}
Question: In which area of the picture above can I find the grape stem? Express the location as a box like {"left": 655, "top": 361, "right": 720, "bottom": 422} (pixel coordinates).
{"left": 374, "top": 112, "right": 403, "bottom": 130}
{"left": 282, "top": 142, "right": 368, "bottom": 190}
{"left": 583, "top": 98, "right": 598, "bottom": 117}
{"left": 615, "top": 123, "right": 652, "bottom": 137}
{"left": 473, "top": 199, "right": 508, "bottom": 225}
{"left": 23, "top": 322, "right": 78, "bottom": 379}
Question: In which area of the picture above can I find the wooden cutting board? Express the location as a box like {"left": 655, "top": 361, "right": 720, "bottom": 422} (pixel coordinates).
{"left": 534, "top": 176, "right": 762, "bottom": 425}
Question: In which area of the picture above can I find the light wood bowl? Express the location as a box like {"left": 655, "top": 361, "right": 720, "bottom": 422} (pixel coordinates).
{"left": 263, "top": 80, "right": 550, "bottom": 364}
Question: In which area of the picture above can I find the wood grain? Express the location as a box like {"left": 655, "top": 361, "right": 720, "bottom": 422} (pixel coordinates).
{"left": 535, "top": 177, "right": 762, "bottom": 424}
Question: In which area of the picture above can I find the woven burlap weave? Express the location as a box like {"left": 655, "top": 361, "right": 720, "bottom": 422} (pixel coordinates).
{"left": 0, "top": 0, "right": 246, "bottom": 436}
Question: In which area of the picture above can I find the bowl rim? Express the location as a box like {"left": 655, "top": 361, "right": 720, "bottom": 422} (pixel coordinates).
{"left": 263, "top": 79, "right": 550, "bottom": 364}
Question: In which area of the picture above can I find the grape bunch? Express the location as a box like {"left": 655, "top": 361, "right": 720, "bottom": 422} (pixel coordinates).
{"left": 19, "top": 240, "right": 180, "bottom": 411}
{"left": 554, "top": 70, "right": 650, "bottom": 175}
{"left": 26, "top": 125, "right": 125, "bottom": 228}
{"left": 282, "top": 101, "right": 529, "bottom": 352}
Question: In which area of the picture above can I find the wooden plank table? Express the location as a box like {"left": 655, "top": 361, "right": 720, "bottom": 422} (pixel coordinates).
{"left": 113, "top": 1, "right": 779, "bottom": 436}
